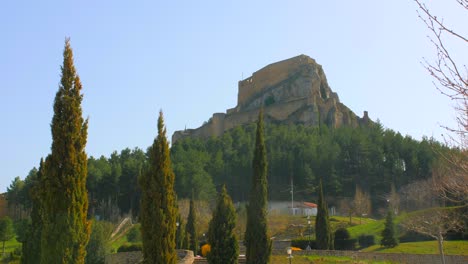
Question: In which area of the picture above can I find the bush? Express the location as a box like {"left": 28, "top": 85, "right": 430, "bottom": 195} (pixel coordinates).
{"left": 398, "top": 230, "right": 433, "bottom": 243}
{"left": 358, "top": 235, "right": 375, "bottom": 248}
{"left": 117, "top": 243, "right": 143, "bottom": 252}
{"left": 334, "top": 228, "right": 350, "bottom": 240}
{"left": 126, "top": 226, "right": 142, "bottom": 243}
{"left": 201, "top": 243, "right": 211, "bottom": 257}
{"left": 334, "top": 238, "right": 356, "bottom": 250}
{"left": 291, "top": 238, "right": 317, "bottom": 250}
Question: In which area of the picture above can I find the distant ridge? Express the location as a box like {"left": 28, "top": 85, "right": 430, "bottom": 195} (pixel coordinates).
{"left": 172, "top": 55, "right": 370, "bottom": 143}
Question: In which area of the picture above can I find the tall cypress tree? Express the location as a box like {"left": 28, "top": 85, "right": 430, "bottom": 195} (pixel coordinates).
{"left": 245, "top": 109, "right": 271, "bottom": 264}
{"left": 207, "top": 185, "right": 238, "bottom": 264}
{"left": 140, "top": 111, "right": 177, "bottom": 264}
{"left": 381, "top": 211, "right": 398, "bottom": 248}
{"left": 186, "top": 192, "right": 198, "bottom": 254}
{"left": 40, "top": 39, "right": 90, "bottom": 264}
{"left": 21, "top": 159, "right": 44, "bottom": 264}
{"left": 315, "top": 180, "right": 333, "bottom": 250}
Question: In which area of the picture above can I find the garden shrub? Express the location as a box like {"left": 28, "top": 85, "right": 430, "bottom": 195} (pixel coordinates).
{"left": 117, "top": 243, "right": 143, "bottom": 252}
{"left": 358, "top": 234, "right": 375, "bottom": 248}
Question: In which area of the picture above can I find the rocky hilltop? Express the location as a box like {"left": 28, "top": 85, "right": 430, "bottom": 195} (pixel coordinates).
{"left": 172, "top": 54, "right": 370, "bottom": 143}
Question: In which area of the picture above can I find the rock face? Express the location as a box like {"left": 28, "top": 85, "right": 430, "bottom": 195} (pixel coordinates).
{"left": 172, "top": 54, "right": 370, "bottom": 143}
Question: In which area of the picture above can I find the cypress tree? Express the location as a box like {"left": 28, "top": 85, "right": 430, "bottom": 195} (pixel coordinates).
{"left": 315, "top": 180, "right": 333, "bottom": 250}
{"left": 207, "top": 185, "right": 238, "bottom": 264}
{"left": 175, "top": 213, "right": 185, "bottom": 249}
{"left": 40, "top": 39, "right": 90, "bottom": 264}
{"left": 245, "top": 109, "right": 271, "bottom": 264}
{"left": 381, "top": 211, "right": 398, "bottom": 248}
{"left": 140, "top": 111, "right": 177, "bottom": 264}
{"left": 186, "top": 192, "right": 198, "bottom": 254}
{"left": 21, "top": 159, "right": 44, "bottom": 264}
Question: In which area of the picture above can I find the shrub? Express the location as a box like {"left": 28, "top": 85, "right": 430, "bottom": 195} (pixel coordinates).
{"left": 398, "top": 230, "right": 433, "bottom": 243}
{"left": 334, "top": 228, "right": 350, "bottom": 240}
{"left": 126, "top": 225, "right": 142, "bottom": 243}
{"left": 117, "top": 243, "right": 143, "bottom": 252}
{"left": 334, "top": 238, "right": 357, "bottom": 250}
{"left": 201, "top": 243, "right": 211, "bottom": 257}
{"left": 358, "top": 235, "right": 375, "bottom": 248}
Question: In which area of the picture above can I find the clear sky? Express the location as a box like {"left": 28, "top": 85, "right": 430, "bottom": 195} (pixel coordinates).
{"left": 1, "top": 1, "right": 467, "bottom": 192}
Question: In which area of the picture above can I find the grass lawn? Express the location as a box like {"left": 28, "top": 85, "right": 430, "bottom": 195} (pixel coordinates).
{"left": 362, "top": 240, "right": 468, "bottom": 255}
{"left": 270, "top": 255, "right": 396, "bottom": 264}
{"left": 0, "top": 238, "right": 21, "bottom": 262}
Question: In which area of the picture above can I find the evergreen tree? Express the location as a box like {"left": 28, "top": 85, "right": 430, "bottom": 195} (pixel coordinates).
{"left": 139, "top": 111, "right": 177, "bottom": 264}
{"left": 315, "top": 180, "right": 333, "bottom": 250}
{"left": 175, "top": 213, "right": 185, "bottom": 249}
{"left": 0, "top": 216, "right": 15, "bottom": 256}
{"left": 21, "top": 159, "right": 44, "bottom": 264}
{"left": 381, "top": 211, "right": 398, "bottom": 248}
{"left": 40, "top": 39, "right": 90, "bottom": 264}
{"left": 186, "top": 192, "right": 198, "bottom": 254}
{"left": 207, "top": 185, "right": 238, "bottom": 264}
{"left": 245, "top": 109, "right": 271, "bottom": 264}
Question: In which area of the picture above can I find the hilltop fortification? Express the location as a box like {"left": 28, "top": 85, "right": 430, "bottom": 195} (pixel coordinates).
{"left": 172, "top": 55, "right": 369, "bottom": 143}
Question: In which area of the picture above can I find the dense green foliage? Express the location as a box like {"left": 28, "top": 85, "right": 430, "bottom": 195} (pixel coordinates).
{"left": 40, "top": 39, "right": 90, "bottom": 264}
{"left": 316, "top": 180, "right": 333, "bottom": 250}
{"left": 207, "top": 185, "right": 238, "bottom": 264}
{"left": 245, "top": 110, "right": 272, "bottom": 264}
{"left": 381, "top": 211, "right": 399, "bottom": 248}
{"left": 171, "top": 121, "right": 445, "bottom": 211}
{"left": 186, "top": 193, "right": 198, "bottom": 253}
{"left": 10, "top": 119, "right": 448, "bottom": 222}
{"left": 0, "top": 217, "right": 15, "bottom": 255}
{"left": 139, "top": 112, "right": 177, "bottom": 264}
{"left": 21, "top": 160, "right": 43, "bottom": 264}
{"left": 85, "top": 220, "right": 113, "bottom": 264}
{"left": 175, "top": 213, "right": 185, "bottom": 249}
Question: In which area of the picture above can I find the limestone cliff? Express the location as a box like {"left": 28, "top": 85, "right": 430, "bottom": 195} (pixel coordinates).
{"left": 172, "top": 54, "right": 370, "bottom": 143}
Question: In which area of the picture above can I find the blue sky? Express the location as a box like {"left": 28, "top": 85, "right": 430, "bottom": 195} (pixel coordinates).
{"left": 1, "top": 1, "right": 467, "bottom": 192}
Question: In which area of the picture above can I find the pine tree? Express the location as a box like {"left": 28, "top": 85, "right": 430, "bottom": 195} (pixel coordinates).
{"left": 315, "top": 180, "right": 333, "bottom": 250}
{"left": 140, "top": 111, "right": 177, "bottom": 264}
{"left": 186, "top": 192, "right": 198, "bottom": 254}
{"left": 381, "top": 211, "right": 398, "bottom": 248}
{"left": 245, "top": 109, "right": 271, "bottom": 264}
{"left": 207, "top": 185, "right": 239, "bottom": 264}
{"left": 40, "top": 39, "right": 90, "bottom": 264}
{"left": 21, "top": 159, "right": 44, "bottom": 264}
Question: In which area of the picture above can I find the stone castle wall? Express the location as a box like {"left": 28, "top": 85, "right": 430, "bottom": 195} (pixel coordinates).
{"left": 237, "top": 55, "right": 315, "bottom": 108}
{"left": 172, "top": 54, "right": 367, "bottom": 143}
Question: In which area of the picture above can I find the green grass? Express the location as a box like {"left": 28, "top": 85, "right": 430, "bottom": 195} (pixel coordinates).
{"left": 110, "top": 223, "right": 141, "bottom": 252}
{"left": 270, "top": 255, "right": 396, "bottom": 264}
{"left": 0, "top": 237, "right": 21, "bottom": 262}
{"left": 362, "top": 240, "right": 468, "bottom": 255}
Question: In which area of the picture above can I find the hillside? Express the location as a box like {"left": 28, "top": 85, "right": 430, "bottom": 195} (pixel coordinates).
{"left": 172, "top": 55, "right": 370, "bottom": 143}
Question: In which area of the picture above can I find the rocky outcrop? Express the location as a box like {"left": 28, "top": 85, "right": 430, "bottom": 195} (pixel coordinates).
{"left": 172, "top": 55, "right": 370, "bottom": 143}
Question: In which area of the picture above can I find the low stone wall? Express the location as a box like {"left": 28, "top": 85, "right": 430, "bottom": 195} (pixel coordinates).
{"left": 105, "top": 250, "right": 194, "bottom": 264}
{"left": 271, "top": 249, "right": 468, "bottom": 264}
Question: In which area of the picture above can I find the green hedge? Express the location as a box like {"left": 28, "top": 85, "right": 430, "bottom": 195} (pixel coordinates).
{"left": 334, "top": 238, "right": 357, "bottom": 250}
{"left": 358, "top": 235, "right": 375, "bottom": 248}
{"left": 117, "top": 243, "right": 143, "bottom": 252}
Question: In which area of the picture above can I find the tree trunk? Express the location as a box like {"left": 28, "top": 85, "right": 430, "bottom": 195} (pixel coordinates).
{"left": 437, "top": 231, "right": 445, "bottom": 264}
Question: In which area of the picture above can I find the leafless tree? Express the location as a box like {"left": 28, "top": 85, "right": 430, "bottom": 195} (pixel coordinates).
{"left": 338, "top": 198, "right": 354, "bottom": 224}
{"left": 414, "top": 0, "right": 468, "bottom": 205}
{"left": 401, "top": 207, "right": 465, "bottom": 264}
{"left": 399, "top": 178, "right": 438, "bottom": 211}
{"left": 353, "top": 186, "right": 371, "bottom": 224}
